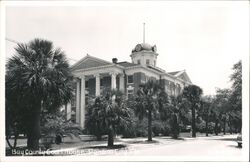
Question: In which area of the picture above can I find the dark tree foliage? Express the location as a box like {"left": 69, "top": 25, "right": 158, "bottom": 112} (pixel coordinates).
{"left": 230, "top": 61, "right": 242, "bottom": 111}
{"left": 85, "top": 90, "right": 132, "bottom": 147}
{"left": 40, "top": 111, "right": 82, "bottom": 148}
{"left": 212, "top": 89, "right": 231, "bottom": 135}
{"left": 197, "top": 61, "right": 242, "bottom": 135}
{"left": 6, "top": 39, "right": 73, "bottom": 150}
{"left": 182, "top": 85, "right": 203, "bottom": 137}
{"left": 168, "top": 96, "right": 183, "bottom": 139}
{"left": 229, "top": 61, "right": 242, "bottom": 133}
{"left": 198, "top": 96, "right": 214, "bottom": 136}
{"left": 134, "top": 80, "right": 164, "bottom": 141}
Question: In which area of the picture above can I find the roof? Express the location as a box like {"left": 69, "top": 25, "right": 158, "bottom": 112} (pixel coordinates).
{"left": 167, "top": 70, "right": 192, "bottom": 83}
{"left": 70, "top": 54, "right": 112, "bottom": 71}
{"left": 117, "top": 61, "right": 138, "bottom": 67}
{"left": 147, "top": 65, "right": 165, "bottom": 73}
{"left": 168, "top": 71, "right": 182, "bottom": 76}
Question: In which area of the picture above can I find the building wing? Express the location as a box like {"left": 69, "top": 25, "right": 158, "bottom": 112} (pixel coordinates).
{"left": 168, "top": 70, "right": 192, "bottom": 84}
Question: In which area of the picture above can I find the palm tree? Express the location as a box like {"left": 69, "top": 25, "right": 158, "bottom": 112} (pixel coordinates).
{"left": 182, "top": 85, "right": 203, "bottom": 138}
{"left": 135, "top": 80, "right": 162, "bottom": 141}
{"left": 169, "top": 96, "right": 183, "bottom": 139}
{"left": 86, "top": 90, "right": 131, "bottom": 147}
{"left": 85, "top": 96, "right": 108, "bottom": 141}
{"left": 199, "top": 96, "right": 214, "bottom": 136}
{"left": 212, "top": 88, "right": 231, "bottom": 135}
{"left": 6, "top": 39, "right": 73, "bottom": 150}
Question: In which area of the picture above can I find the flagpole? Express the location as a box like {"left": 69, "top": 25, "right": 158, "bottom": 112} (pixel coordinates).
{"left": 143, "top": 23, "right": 145, "bottom": 43}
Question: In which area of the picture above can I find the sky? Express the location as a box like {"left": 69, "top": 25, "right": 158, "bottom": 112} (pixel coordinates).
{"left": 4, "top": 1, "right": 249, "bottom": 96}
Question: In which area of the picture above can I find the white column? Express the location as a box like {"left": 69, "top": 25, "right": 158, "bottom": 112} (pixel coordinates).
{"left": 80, "top": 76, "right": 85, "bottom": 128}
{"left": 66, "top": 102, "right": 71, "bottom": 120}
{"left": 119, "top": 74, "right": 125, "bottom": 92}
{"left": 76, "top": 79, "right": 80, "bottom": 124}
{"left": 180, "top": 83, "right": 184, "bottom": 93}
{"left": 95, "top": 74, "right": 100, "bottom": 96}
{"left": 174, "top": 83, "right": 177, "bottom": 96}
{"left": 111, "top": 72, "right": 117, "bottom": 90}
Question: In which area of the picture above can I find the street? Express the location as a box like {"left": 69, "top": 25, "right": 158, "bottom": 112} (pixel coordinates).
{"left": 128, "top": 135, "right": 242, "bottom": 156}
{"left": 6, "top": 134, "right": 243, "bottom": 159}
{"left": 97, "top": 135, "right": 242, "bottom": 157}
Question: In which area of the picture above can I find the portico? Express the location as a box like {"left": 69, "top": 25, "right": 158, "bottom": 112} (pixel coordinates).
{"left": 73, "top": 69, "right": 125, "bottom": 128}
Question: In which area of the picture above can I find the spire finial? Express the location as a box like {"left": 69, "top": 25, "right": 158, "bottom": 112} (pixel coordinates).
{"left": 143, "top": 23, "right": 145, "bottom": 43}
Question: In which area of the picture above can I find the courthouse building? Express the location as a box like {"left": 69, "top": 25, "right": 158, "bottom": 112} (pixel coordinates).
{"left": 65, "top": 42, "right": 192, "bottom": 128}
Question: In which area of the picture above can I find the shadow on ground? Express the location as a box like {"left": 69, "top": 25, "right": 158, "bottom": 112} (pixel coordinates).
{"left": 84, "top": 144, "right": 127, "bottom": 150}
{"left": 207, "top": 138, "right": 236, "bottom": 141}
{"left": 125, "top": 140, "right": 160, "bottom": 144}
{"left": 227, "top": 144, "right": 242, "bottom": 149}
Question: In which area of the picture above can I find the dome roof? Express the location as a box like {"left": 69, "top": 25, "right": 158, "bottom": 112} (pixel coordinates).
{"left": 132, "top": 43, "right": 157, "bottom": 53}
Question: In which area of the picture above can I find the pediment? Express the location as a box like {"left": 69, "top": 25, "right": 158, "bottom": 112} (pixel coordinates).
{"left": 70, "top": 55, "right": 112, "bottom": 71}
{"left": 176, "top": 71, "right": 192, "bottom": 83}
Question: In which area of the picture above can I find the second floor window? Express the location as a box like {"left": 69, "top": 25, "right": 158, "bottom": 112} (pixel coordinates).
{"left": 146, "top": 59, "right": 150, "bottom": 65}
{"left": 137, "top": 60, "right": 141, "bottom": 64}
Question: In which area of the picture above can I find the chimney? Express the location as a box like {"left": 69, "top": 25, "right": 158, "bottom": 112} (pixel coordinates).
{"left": 112, "top": 58, "right": 118, "bottom": 64}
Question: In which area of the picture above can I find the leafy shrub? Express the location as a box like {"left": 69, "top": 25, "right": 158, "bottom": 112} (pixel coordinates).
{"left": 121, "top": 118, "right": 148, "bottom": 138}
{"left": 207, "top": 122, "right": 215, "bottom": 133}
{"left": 122, "top": 118, "right": 172, "bottom": 138}
{"left": 40, "top": 112, "right": 82, "bottom": 147}
{"left": 196, "top": 121, "right": 215, "bottom": 134}
{"left": 162, "top": 122, "right": 171, "bottom": 136}
{"left": 152, "top": 120, "right": 164, "bottom": 136}
{"left": 196, "top": 120, "right": 206, "bottom": 133}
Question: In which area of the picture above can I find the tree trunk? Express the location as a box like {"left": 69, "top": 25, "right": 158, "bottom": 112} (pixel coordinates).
{"left": 108, "top": 125, "right": 114, "bottom": 147}
{"left": 96, "top": 123, "right": 102, "bottom": 141}
{"left": 27, "top": 101, "right": 41, "bottom": 150}
{"left": 205, "top": 116, "right": 208, "bottom": 137}
{"left": 191, "top": 106, "right": 196, "bottom": 138}
{"left": 223, "top": 120, "right": 226, "bottom": 135}
{"left": 148, "top": 110, "right": 152, "bottom": 141}
{"left": 215, "top": 120, "right": 218, "bottom": 135}
{"left": 13, "top": 134, "right": 18, "bottom": 148}
{"left": 172, "top": 113, "right": 179, "bottom": 139}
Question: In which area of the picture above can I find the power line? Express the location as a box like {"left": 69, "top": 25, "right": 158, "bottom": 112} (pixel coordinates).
{"left": 5, "top": 37, "right": 78, "bottom": 62}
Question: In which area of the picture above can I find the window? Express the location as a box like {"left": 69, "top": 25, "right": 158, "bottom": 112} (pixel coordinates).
{"left": 137, "top": 60, "right": 141, "bottom": 64}
{"left": 85, "top": 80, "right": 89, "bottom": 88}
{"left": 127, "top": 75, "right": 134, "bottom": 84}
{"left": 146, "top": 59, "right": 150, "bottom": 65}
{"left": 100, "top": 78, "right": 104, "bottom": 86}
{"left": 154, "top": 60, "right": 156, "bottom": 66}
{"left": 141, "top": 75, "right": 146, "bottom": 83}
